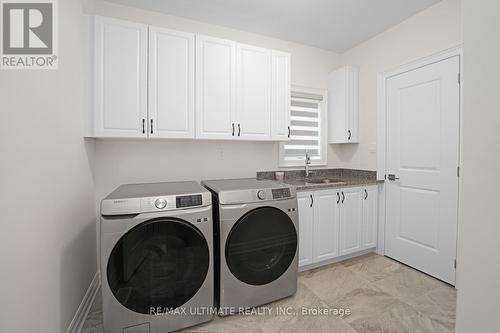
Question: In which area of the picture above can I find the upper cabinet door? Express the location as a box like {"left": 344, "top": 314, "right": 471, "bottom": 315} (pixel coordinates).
{"left": 94, "top": 17, "right": 147, "bottom": 138}
{"left": 196, "top": 35, "right": 236, "bottom": 139}
{"left": 271, "top": 50, "right": 291, "bottom": 141}
{"left": 149, "top": 27, "right": 195, "bottom": 138}
{"left": 328, "top": 65, "right": 359, "bottom": 144}
{"left": 236, "top": 44, "right": 271, "bottom": 140}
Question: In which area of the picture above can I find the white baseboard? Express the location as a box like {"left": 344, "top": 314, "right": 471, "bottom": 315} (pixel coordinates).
{"left": 66, "top": 271, "right": 101, "bottom": 333}
{"left": 298, "top": 248, "right": 376, "bottom": 272}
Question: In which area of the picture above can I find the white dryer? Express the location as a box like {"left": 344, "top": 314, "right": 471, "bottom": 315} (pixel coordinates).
{"left": 100, "top": 182, "right": 213, "bottom": 333}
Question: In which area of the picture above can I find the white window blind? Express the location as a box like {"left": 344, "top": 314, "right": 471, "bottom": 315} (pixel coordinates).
{"left": 281, "top": 95, "right": 324, "bottom": 165}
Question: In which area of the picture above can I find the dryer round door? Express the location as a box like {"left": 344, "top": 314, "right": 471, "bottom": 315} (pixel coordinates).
{"left": 107, "top": 218, "right": 209, "bottom": 314}
{"left": 225, "top": 207, "right": 297, "bottom": 286}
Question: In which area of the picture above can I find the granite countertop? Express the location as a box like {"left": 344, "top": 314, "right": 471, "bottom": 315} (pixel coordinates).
{"left": 257, "top": 168, "right": 383, "bottom": 191}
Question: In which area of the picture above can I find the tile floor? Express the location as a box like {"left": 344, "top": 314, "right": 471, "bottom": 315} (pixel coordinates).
{"left": 82, "top": 253, "right": 456, "bottom": 333}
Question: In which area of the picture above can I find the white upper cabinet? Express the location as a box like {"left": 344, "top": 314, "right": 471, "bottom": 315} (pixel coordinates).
{"left": 195, "top": 35, "right": 237, "bottom": 140}
{"left": 89, "top": 16, "right": 291, "bottom": 141}
{"left": 149, "top": 27, "right": 195, "bottom": 138}
{"left": 271, "top": 50, "right": 291, "bottom": 141}
{"left": 328, "top": 65, "right": 359, "bottom": 143}
{"left": 235, "top": 44, "right": 272, "bottom": 140}
{"left": 93, "top": 16, "right": 148, "bottom": 138}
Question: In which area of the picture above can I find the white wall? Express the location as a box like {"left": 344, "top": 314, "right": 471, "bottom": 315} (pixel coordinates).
{"left": 0, "top": 1, "right": 97, "bottom": 332}
{"left": 455, "top": 0, "right": 500, "bottom": 331}
{"left": 85, "top": 0, "right": 343, "bottom": 203}
{"left": 337, "top": 0, "right": 462, "bottom": 169}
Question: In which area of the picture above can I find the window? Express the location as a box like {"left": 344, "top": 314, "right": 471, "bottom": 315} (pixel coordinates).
{"left": 279, "top": 87, "right": 327, "bottom": 167}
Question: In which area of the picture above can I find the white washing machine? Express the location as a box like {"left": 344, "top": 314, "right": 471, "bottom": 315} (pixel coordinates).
{"left": 100, "top": 182, "right": 214, "bottom": 333}
{"left": 202, "top": 179, "right": 298, "bottom": 315}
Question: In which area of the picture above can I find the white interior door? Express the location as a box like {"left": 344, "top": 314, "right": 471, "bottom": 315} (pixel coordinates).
{"left": 385, "top": 56, "right": 460, "bottom": 285}
{"left": 149, "top": 27, "right": 195, "bottom": 138}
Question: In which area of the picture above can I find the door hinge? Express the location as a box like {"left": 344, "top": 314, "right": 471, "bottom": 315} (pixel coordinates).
{"left": 458, "top": 73, "right": 461, "bottom": 84}
{"left": 454, "top": 259, "right": 457, "bottom": 269}
{"left": 457, "top": 166, "right": 460, "bottom": 177}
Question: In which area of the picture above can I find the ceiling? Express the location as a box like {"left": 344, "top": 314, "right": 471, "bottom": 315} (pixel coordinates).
{"left": 105, "top": 0, "right": 441, "bottom": 53}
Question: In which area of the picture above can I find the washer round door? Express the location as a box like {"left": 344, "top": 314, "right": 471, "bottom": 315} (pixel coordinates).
{"left": 225, "top": 207, "right": 297, "bottom": 286}
{"left": 107, "top": 218, "right": 209, "bottom": 314}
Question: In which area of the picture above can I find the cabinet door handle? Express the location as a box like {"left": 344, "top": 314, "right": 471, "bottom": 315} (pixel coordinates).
{"left": 337, "top": 192, "right": 340, "bottom": 204}
{"left": 288, "top": 126, "right": 291, "bottom": 138}
{"left": 341, "top": 192, "right": 345, "bottom": 203}
{"left": 238, "top": 124, "right": 241, "bottom": 137}
{"left": 142, "top": 119, "right": 145, "bottom": 134}
{"left": 150, "top": 119, "right": 153, "bottom": 134}
{"left": 232, "top": 123, "right": 235, "bottom": 136}
{"left": 364, "top": 189, "right": 368, "bottom": 200}
{"left": 310, "top": 194, "right": 314, "bottom": 207}
{"left": 348, "top": 130, "right": 351, "bottom": 140}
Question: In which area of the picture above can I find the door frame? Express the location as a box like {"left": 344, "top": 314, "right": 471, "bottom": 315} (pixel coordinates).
{"left": 376, "top": 45, "right": 463, "bottom": 286}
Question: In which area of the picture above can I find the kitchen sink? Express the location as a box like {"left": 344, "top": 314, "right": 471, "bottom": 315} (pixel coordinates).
{"left": 305, "top": 178, "right": 346, "bottom": 185}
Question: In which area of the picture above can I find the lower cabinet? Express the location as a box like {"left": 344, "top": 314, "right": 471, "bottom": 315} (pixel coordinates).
{"left": 339, "top": 187, "right": 363, "bottom": 256}
{"left": 313, "top": 190, "right": 340, "bottom": 262}
{"left": 297, "top": 193, "right": 314, "bottom": 267}
{"left": 297, "top": 185, "right": 378, "bottom": 269}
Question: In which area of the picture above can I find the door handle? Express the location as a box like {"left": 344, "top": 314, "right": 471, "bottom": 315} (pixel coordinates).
{"left": 387, "top": 174, "right": 400, "bottom": 181}
{"left": 288, "top": 126, "right": 291, "bottom": 138}
{"left": 142, "top": 119, "right": 145, "bottom": 134}
{"left": 310, "top": 194, "right": 314, "bottom": 207}
{"left": 232, "top": 123, "right": 235, "bottom": 136}
{"left": 238, "top": 124, "right": 241, "bottom": 137}
{"left": 337, "top": 192, "right": 340, "bottom": 204}
{"left": 150, "top": 119, "right": 153, "bottom": 134}
{"left": 348, "top": 130, "right": 351, "bottom": 140}
{"left": 364, "top": 189, "right": 368, "bottom": 200}
{"left": 341, "top": 192, "right": 345, "bottom": 203}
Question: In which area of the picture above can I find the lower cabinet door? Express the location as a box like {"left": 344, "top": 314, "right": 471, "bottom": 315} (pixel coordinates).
{"left": 362, "top": 186, "right": 378, "bottom": 249}
{"left": 313, "top": 189, "right": 340, "bottom": 262}
{"left": 297, "top": 192, "right": 314, "bottom": 267}
{"left": 339, "top": 187, "right": 363, "bottom": 255}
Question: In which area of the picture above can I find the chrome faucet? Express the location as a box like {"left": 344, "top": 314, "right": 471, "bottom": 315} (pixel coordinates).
{"left": 305, "top": 152, "right": 312, "bottom": 178}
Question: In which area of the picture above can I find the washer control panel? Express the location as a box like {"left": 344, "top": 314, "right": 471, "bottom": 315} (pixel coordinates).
{"left": 176, "top": 194, "right": 203, "bottom": 208}
{"left": 272, "top": 188, "right": 291, "bottom": 199}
